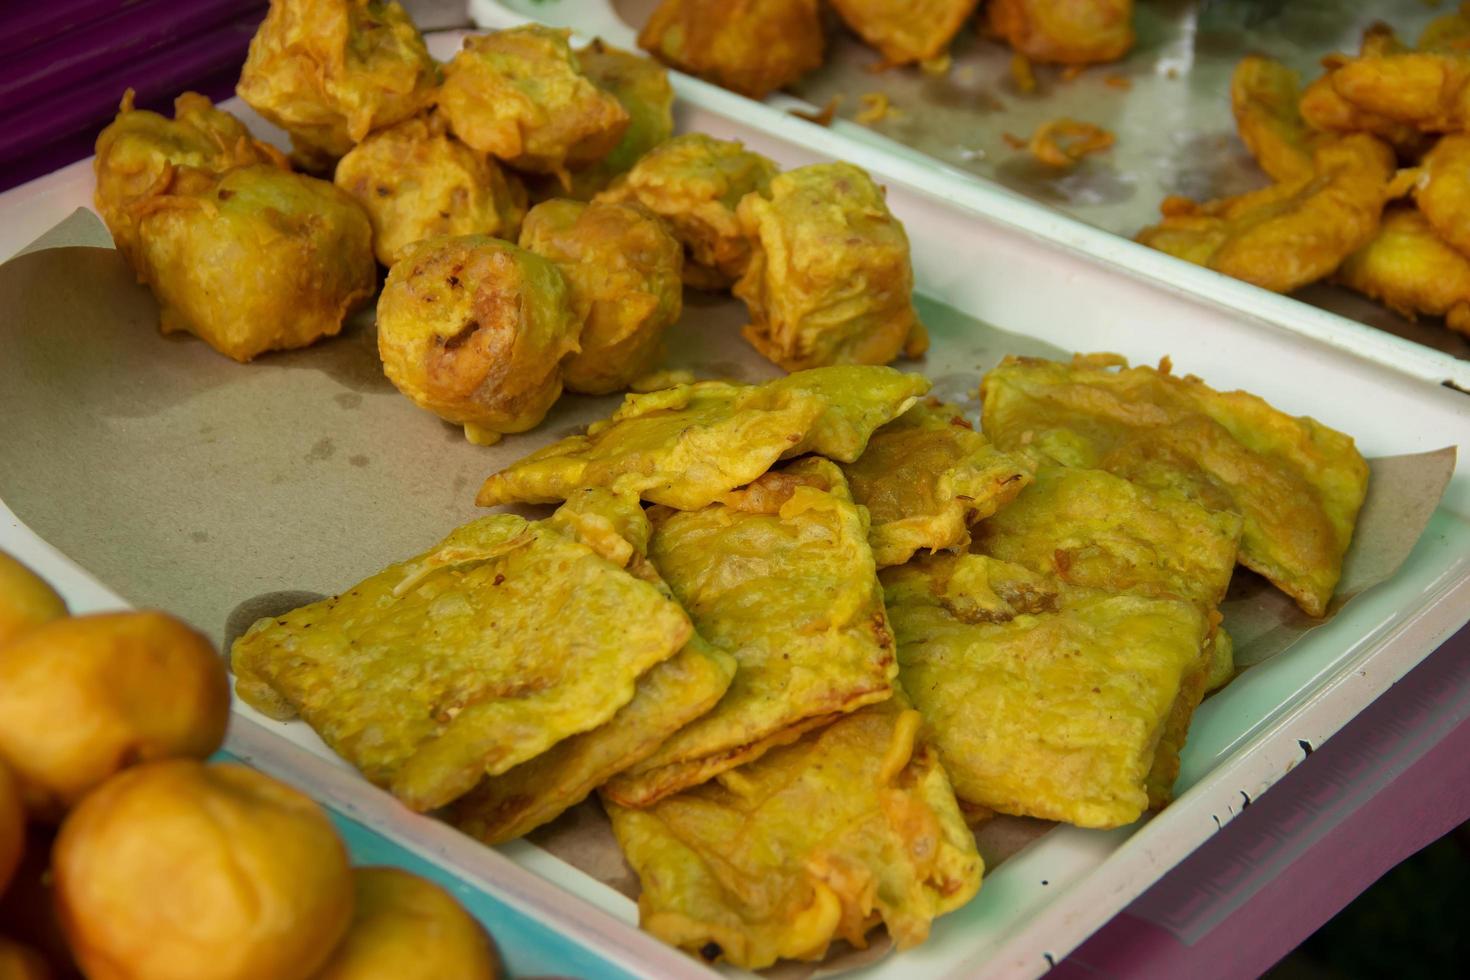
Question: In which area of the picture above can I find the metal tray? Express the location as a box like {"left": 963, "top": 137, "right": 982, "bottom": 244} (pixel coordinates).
{"left": 474, "top": 0, "right": 1470, "bottom": 391}
{"left": 2, "top": 26, "right": 1469, "bottom": 980}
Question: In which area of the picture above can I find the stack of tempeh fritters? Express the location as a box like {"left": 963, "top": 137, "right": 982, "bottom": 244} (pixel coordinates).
{"left": 233, "top": 354, "right": 1369, "bottom": 969}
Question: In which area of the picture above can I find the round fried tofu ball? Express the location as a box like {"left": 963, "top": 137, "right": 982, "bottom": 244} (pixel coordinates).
{"left": 335, "top": 114, "right": 528, "bottom": 265}
{"left": 520, "top": 199, "right": 682, "bottom": 395}
{"left": 377, "top": 235, "right": 578, "bottom": 445}
{"left": 54, "top": 760, "right": 353, "bottom": 980}
{"left": 0, "top": 551, "right": 66, "bottom": 648}
{"left": 0, "top": 938, "right": 51, "bottom": 980}
{"left": 314, "top": 867, "right": 499, "bottom": 980}
{"left": 94, "top": 90, "right": 289, "bottom": 266}
{"left": 638, "top": 0, "right": 825, "bottom": 99}
{"left": 134, "top": 164, "right": 376, "bottom": 362}
{"left": 237, "top": 0, "right": 438, "bottom": 171}
{"left": 0, "top": 761, "right": 21, "bottom": 895}
{"left": 0, "top": 611, "right": 229, "bottom": 820}
{"left": 439, "top": 26, "right": 629, "bottom": 180}
{"left": 734, "top": 162, "right": 926, "bottom": 370}
{"left": 595, "top": 133, "right": 778, "bottom": 289}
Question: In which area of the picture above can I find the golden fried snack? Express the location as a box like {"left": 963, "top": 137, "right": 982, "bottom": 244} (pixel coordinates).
{"left": 548, "top": 40, "right": 677, "bottom": 201}
{"left": 54, "top": 761, "right": 353, "bottom": 980}
{"left": 93, "top": 90, "right": 288, "bottom": 265}
{"left": 439, "top": 26, "right": 629, "bottom": 181}
{"left": 1205, "top": 628, "right": 1235, "bottom": 694}
{"left": 596, "top": 133, "right": 779, "bottom": 288}
{"left": 314, "top": 868, "right": 500, "bottom": 980}
{"left": 971, "top": 465, "right": 1242, "bottom": 805}
{"left": 454, "top": 638, "right": 734, "bottom": 843}
{"left": 607, "top": 695, "right": 980, "bottom": 969}
{"left": 1337, "top": 205, "right": 1470, "bottom": 337}
{"left": 0, "top": 938, "right": 50, "bottom": 980}
{"left": 979, "top": 354, "right": 1370, "bottom": 617}
{"left": 132, "top": 164, "right": 375, "bottom": 362}
{"left": 0, "top": 761, "right": 20, "bottom": 895}
{"left": 603, "top": 459, "right": 897, "bottom": 806}
{"left": 734, "top": 162, "right": 928, "bottom": 370}
{"left": 638, "top": 0, "right": 825, "bottom": 99}
{"left": 1135, "top": 134, "right": 1395, "bottom": 294}
{"left": 0, "top": 611, "right": 229, "bottom": 821}
{"left": 376, "top": 234, "right": 578, "bottom": 445}
{"left": 476, "top": 365, "right": 929, "bottom": 510}
{"left": 1412, "top": 133, "right": 1470, "bottom": 258}
{"left": 972, "top": 465, "right": 1243, "bottom": 609}
{"left": 335, "top": 114, "right": 527, "bottom": 265}
{"left": 885, "top": 554, "right": 1209, "bottom": 827}
{"left": 231, "top": 513, "right": 692, "bottom": 812}
{"left": 1419, "top": 2, "right": 1470, "bottom": 53}
{"left": 1330, "top": 52, "right": 1470, "bottom": 134}
{"left": 0, "top": 551, "right": 66, "bottom": 648}
{"left": 1232, "top": 56, "right": 1316, "bottom": 182}
{"left": 829, "top": 0, "right": 980, "bottom": 67}
{"left": 1298, "top": 73, "right": 1429, "bottom": 159}
{"left": 237, "top": 0, "right": 436, "bottom": 170}
{"left": 519, "top": 199, "right": 683, "bottom": 395}
{"left": 985, "top": 0, "right": 1134, "bottom": 66}
{"left": 1023, "top": 118, "right": 1116, "bottom": 168}
{"left": 841, "top": 401, "right": 1033, "bottom": 567}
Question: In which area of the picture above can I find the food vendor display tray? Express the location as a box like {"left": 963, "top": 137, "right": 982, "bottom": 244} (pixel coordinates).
{"left": 473, "top": 0, "right": 1470, "bottom": 392}
{"left": 3, "top": 32, "right": 1470, "bottom": 980}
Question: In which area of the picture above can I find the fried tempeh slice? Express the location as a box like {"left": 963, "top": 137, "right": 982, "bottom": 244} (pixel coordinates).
{"left": 841, "top": 401, "right": 1034, "bottom": 567}
{"left": 602, "top": 459, "right": 898, "bottom": 806}
{"left": 605, "top": 694, "right": 982, "bottom": 970}
{"left": 450, "top": 492, "right": 737, "bottom": 844}
{"left": 979, "top": 354, "right": 1369, "bottom": 617}
{"left": 476, "top": 365, "right": 929, "bottom": 510}
{"left": 230, "top": 513, "right": 692, "bottom": 812}
{"left": 884, "top": 554, "right": 1210, "bottom": 827}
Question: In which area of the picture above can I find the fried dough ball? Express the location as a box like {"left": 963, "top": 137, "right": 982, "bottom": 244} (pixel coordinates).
{"left": 829, "top": 0, "right": 980, "bottom": 67}
{"left": 334, "top": 114, "right": 527, "bottom": 265}
{"left": 377, "top": 235, "right": 578, "bottom": 445}
{"left": 94, "top": 90, "right": 289, "bottom": 265}
{"left": 734, "top": 162, "right": 927, "bottom": 370}
{"left": 0, "top": 938, "right": 50, "bottom": 980}
{"left": 985, "top": 0, "right": 1135, "bottom": 66}
{"left": 637, "top": 0, "right": 825, "bottom": 99}
{"left": 0, "top": 611, "right": 229, "bottom": 821}
{"left": 596, "top": 133, "right": 778, "bottom": 288}
{"left": 519, "top": 199, "right": 682, "bottom": 395}
{"left": 1337, "top": 206, "right": 1470, "bottom": 336}
{"left": 236, "top": 0, "right": 438, "bottom": 170}
{"left": 1232, "top": 56, "right": 1315, "bottom": 183}
{"left": 0, "top": 761, "right": 21, "bottom": 894}
{"left": 546, "top": 39, "right": 676, "bottom": 201}
{"left": 439, "top": 26, "right": 629, "bottom": 181}
{"left": 1135, "top": 134, "right": 1395, "bottom": 294}
{"left": 0, "top": 552, "right": 66, "bottom": 649}
{"left": 54, "top": 760, "right": 353, "bottom": 980}
{"left": 313, "top": 868, "right": 500, "bottom": 980}
{"left": 132, "top": 164, "right": 376, "bottom": 362}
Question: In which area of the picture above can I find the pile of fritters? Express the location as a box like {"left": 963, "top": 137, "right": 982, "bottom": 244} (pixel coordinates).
{"left": 1138, "top": 7, "right": 1470, "bottom": 337}
{"left": 234, "top": 351, "right": 1368, "bottom": 968}
{"left": 635, "top": 0, "right": 1134, "bottom": 93}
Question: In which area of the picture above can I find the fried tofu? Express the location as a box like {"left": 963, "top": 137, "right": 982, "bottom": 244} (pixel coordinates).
{"left": 606, "top": 695, "right": 981, "bottom": 969}
{"left": 476, "top": 365, "right": 930, "bottom": 510}
{"left": 230, "top": 512, "right": 693, "bottom": 812}
{"left": 841, "top": 401, "right": 1034, "bottom": 567}
{"left": 884, "top": 554, "right": 1210, "bottom": 827}
{"left": 979, "top": 354, "right": 1369, "bottom": 617}
{"left": 602, "top": 459, "right": 898, "bottom": 806}
{"left": 734, "top": 162, "right": 929, "bottom": 370}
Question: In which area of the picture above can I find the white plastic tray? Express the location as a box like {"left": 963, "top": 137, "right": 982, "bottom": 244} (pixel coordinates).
{"left": 2, "top": 29, "right": 1469, "bottom": 980}
{"left": 471, "top": 0, "right": 1470, "bottom": 393}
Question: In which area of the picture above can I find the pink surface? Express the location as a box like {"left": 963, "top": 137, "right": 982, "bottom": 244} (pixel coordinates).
{"left": 1058, "top": 622, "right": 1470, "bottom": 978}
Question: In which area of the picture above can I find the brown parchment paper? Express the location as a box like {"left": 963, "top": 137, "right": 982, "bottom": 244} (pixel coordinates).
{"left": 0, "top": 210, "right": 1453, "bottom": 976}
